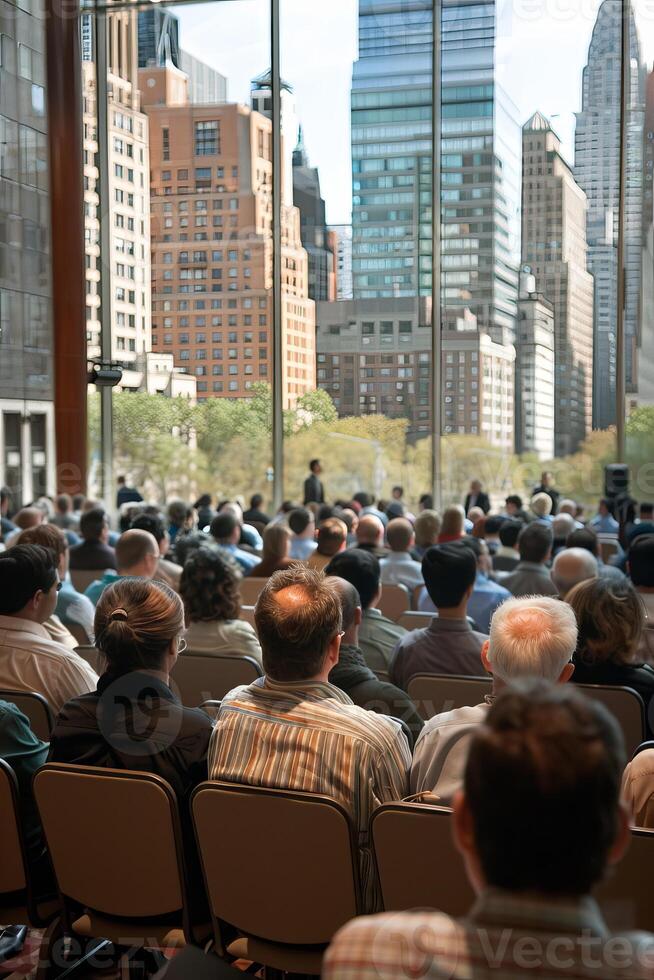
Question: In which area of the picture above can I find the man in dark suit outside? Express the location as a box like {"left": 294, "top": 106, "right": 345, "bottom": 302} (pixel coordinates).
{"left": 532, "top": 470, "right": 560, "bottom": 516}
{"left": 303, "top": 459, "right": 325, "bottom": 506}
{"left": 464, "top": 479, "right": 490, "bottom": 516}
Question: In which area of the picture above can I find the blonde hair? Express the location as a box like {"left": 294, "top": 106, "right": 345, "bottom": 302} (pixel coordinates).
{"left": 95, "top": 578, "right": 184, "bottom": 671}
{"left": 262, "top": 523, "right": 292, "bottom": 562}
{"left": 414, "top": 509, "right": 442, "bottom": 549}
{"left": 488, "top": 596, "right": 577, "bottom": 682}
{"left": 530, "top": 492, "right": 553, "bottom": 518}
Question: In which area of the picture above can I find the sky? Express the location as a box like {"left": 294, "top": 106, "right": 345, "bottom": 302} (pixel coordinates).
{"left": 177, "top": 0, "right": 654, "bottom": 226}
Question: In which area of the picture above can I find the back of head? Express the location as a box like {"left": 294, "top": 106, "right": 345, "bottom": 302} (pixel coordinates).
{"left": 386, "top": 517, "right": 413, "bottom": 553}
{"left": 255, "top": 566, "right": 342, "bottom": 682}
{"left": 484, "top": 515, "right": 504, "bottom": 537}
{"left": 559, "top": 498, "right": 578, "bottom": 517}
{"left": 325, "top": 548, "right": 380, "bottom": 610}
{"left": 464, "top": 679, "right": 624, "bottom": 895}
{"left": 167, "top": 498, "right": 190, "bottom": 527}
{"left": 356, "top": 513, "right": 383, "bottom": 545}
{"left": 518, "top": 522, "right": 552, "bottom": 564}
{"left": 552, "top": 513, "right": 575, "bottom": 541}
{"left": 414, "top": 509, "right": 441, "bottom": 549}
{"left": 288, "top": 507, "right": 313, "bottom": 536}
{"left": 14, "top": 507, "right": 43, "bottom": 531}
{"left": 56, "top": 493, "right": 72, "bottom": 514}
{"left": 353, "top": 491, "right": 372, "bottom": 509}
{"left": 488, "top": 597, "right": 577, "bottom": 682}
{"left": 14, "top": 524, "right": 67, "bottom": 563}
{"left": 115, "top": 529, "right": 159, "bottom": 573}
{"left": 422, "top": 543, "right": 476, "bottom": 609}
{"left": 566, "top": 527, "right": 599, "bottom": 557}
{"left": 250, "top": 493, "right": 263, "bottom": 510}
{"left": 210, "top": 512, "right": 238, "bottom": 543}
{"left": 316, "top": 518, "right": 347, "bottom": 557}
{"left": 173, "top": 530, "right": 212, "bottom": 567}
{"left": 80, "top": 507, "right": 107, "bottom": 542}
{"left": 440, "top": 504, "right": 465, "bottom": 538}
{"left": 551, "top": 548, "right": 598, "bottom": 597}
{"left": 505, "top": 494, "right": 523, "bottom": 512}
{"left": 419, "top": 493, "right": 434, "bottom": 510}
{"left": 567, "top": 576, "right": 643, "bottom": 667}
{"left": 498, "top": 519, "right": 521, "bottom": 550}
{"left": 530, "top": 492, "right": 553, "bottom": 518}
{"left": 194, "top": 494, "right": 212, "bottom": 510}
{"left": 629, "top": 535, "right": 654, "bottom": 588}
{"left": 218, "top": 501, "right": 243, "bottom": 524}
{"left": 262, "top": 523, "right": 291, "bottom": 561}
{"left": 0, "top": 544, "right": 57, "bottom": 614}
{"left": 329, "top": 576, "right": 360, "bottom": 634}
{"left": 95, "top": 578, "right": 184, "bottom": 671}
{"left": 180, "top": 546, "right": 241, "bottom": 624}
{"left": 131, "top": 513, "right": 165, "bottom": 545}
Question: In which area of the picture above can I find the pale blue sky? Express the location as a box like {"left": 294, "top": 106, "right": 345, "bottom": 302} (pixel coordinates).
{"left": 177, "top": 0, "right": 654, "bottom": 226}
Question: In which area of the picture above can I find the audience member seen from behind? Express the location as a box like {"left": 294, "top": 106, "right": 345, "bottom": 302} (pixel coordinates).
{"left": 209, "top": 513, "right": 261, "bottom": 576}
{"left": 307, "top": 518, "right": 348, "bottom": 572}
{"left": 567, "top": 577, "right": 654, "bottom": 733}
{"left": 328, "top": 576, "right": 424, "bottom": 748}
{"left": 566, "top": 527, "right": 626, "bottom": 585}
{"left": 0, "top": 545, "right": 97, "bottom": 713}
{"left": 131, "top": 513, "right": 183, "bottom": 592}
{"left": 180, "top": 547, "right": 262, "bottom": 664}
{"left": 628, "top": 535, "right": 654, "bottom": 661}
{"left": 530, "top": 492, "right": 554, "bottom": 524}
{"left": 493, "top": 519, "right": 521, "bottom": 572}
{"left": 411, "top": 597, "right": 577, "bottom": 803}
{"left": 412, "top": 509, "right": 441, "bottom": 560}
{"left": 325, "top": 549, "right": 406, "bottom": 677}
{"left": 167, "top": 498, "right": 194, "bottom": 547}
{"left": 193, "top": 494, "right": 216, "bottom": 532}
{"left": 15, "top": 524, "right": 95, "bottom": 644}
{"left": 49, "top": 577, "right": 212, "bottom": 804}
{"left": 251, "top": 523, "right": 295, "bottom": 578}
{"left": 501, "top": 523, "right": 558, "bottom": 598}
{"left": 0, "top": 486, "right": 15, "bottom": 540}
{"left": 380, "top": 518, "right": 423, "bottom": 593}
{"left": 504, "top": 494, "right": 529, "bottom": 523}
{"left": 287, "top": 507, "right": 317, "bottom": 561}
{"left": 590, "top": 498, "right": 620, "bottom": 535}
{"left": 68, "top": 508, "right": 117, "bottom": 573}
{"left": 243, "top": 493, "right": 271, "bottom": 528}
{"left": 324, "top": 681, "right": 647, "bottom": 979}
{"left": 438, "top": 504, "right": 466, "bottom": 544}
{"left": 207, "top": 566, "right": 410, "bottom": 912}
{"left": 51, "top": 493, "right": 79, "bottom": 532}
{"left": 551, "top": 547, "right": 598, "bottom": 599}
{"left": 85, "top": 528, "right": 160, "bottom": 605}
{"left": 355, "top": 514, "right": 388, "bottom": 559}
{"left": 391, "top": 544, "right": 487, "bottom": 691}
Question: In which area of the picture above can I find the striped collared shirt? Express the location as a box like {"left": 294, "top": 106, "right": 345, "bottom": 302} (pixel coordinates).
{"left": 207, "top": 676, "right": 411, "bottom": 911}
{"left": 323, "top": 889, "right": 654, "bottom": 979}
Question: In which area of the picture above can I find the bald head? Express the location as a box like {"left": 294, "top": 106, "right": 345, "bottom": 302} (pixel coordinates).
{"left": 553, "top": 513, "right": 576, "bottom": 540}
{"left": 386, "top": 518, "right": 414, "bottom": 553}
{"left": 328, "top": 576, "right": 361, "bottom": 638}
{"left": 13, "top": 507, "right": 44, "bottom": 531}
{"left": 115, "top": 528, "right": 159, "bottom": 575}
{"left": 356, "top": 514, "right": 384, "bottom": 547}
{"left": 551, "top": 548, "right": 598, "bottom": 598}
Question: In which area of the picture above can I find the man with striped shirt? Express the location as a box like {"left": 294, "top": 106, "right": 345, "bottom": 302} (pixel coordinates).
{"left": 207, "top": 566, "right": 411, "bottom": 912}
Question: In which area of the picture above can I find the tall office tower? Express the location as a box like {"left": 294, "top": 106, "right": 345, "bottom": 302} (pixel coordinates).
{"left": 330, "top": 226, "right": 353, "bottom": 300}
{"left": 83, "top": 12, "right": 153, "bottom": 391}
{"left": 0, "top": 0, "right": 55, "bottom": 503}
{"left": 515, "top": 271, "right": 555, "bottom": 460}
{"left": 138, "top": 7, "right": 181, "bottom": 69}
{"left": 250, "top": 71, "right": 298, "bottom": 208}
{"left": 574, "top": 0, "right": 645, "bottom": 428}
{"left": 638, "top": 69, "right": 654, "bottom": 407}
{"left": 350, "top": 0, "right": 521, "bottom": 348}
{"left": 141, "top": 66, "right": 316, "bottom": 407}
{"left": 292, "top": 127, "right": 336, "bottom": 302}
{"left": 522, "top": 112, "right": 594, "bottom": 457}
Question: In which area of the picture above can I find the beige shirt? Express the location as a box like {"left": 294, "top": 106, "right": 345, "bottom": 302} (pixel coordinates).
{"left": 622, "top": 750, "right": 654, "bottom": 829}
{"left": 185, "top": 618, "right": 262, "bottom": 664}
{"left": 0, "top": 615, "right": 98, "bottom": 715}
{"left": 43, "top": 614, "right": 78, "bottom": 651}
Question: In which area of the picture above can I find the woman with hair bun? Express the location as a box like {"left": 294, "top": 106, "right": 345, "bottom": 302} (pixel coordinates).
{"left": 48, "top": 577, "right": 212, "bottom": 801}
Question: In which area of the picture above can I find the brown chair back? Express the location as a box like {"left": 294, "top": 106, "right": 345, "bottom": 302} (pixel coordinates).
{"left": 0, "top": 690, "right": 55, "bottom": 741}
{"left": 595, "top": 827, "right": 654, "bottom": 931}
{"left": 75, "top": 645, "right": 105, "bottom": 674}
{"left": 240, "top": 605, "right": 256, "bottom": 630}
{"left": 598, "top": 536, "right": 620, "bottom": 564}
{"left": 34, "top": 764, "right": 188, "bottom": 925}
{"left": 378, "top": 583, "right": 410, "bottom": 622}
{"left": 70, "top": 568, "right": 104, "bottom": 594}
{"left": 192, "top": 782, "right": 361, "bottom": 947}
{"left": 578, "top": 684, "right": 645, "bottom": 758}
{"left": 199, "top": 700, "right": 222, "bottom": 722}
{"left": 371, "top": 802, "right": 474, "bottom": 915}
{"left": 170, "top": 654, "right": 262, "bottom": 707}
{"left": 397, "top": 611, "right": 434, "bottom": 632}
{"left": 66, "top": 623, "right": 90, "bottom": 646}
{"left": 407, "top": 674, "right": 491, "bottom": 721}
{"left": 0, "top": 759, "right": 27, "bottom": 896}
{"left": 239, "top": 578, "right": 265, "bottom": 607}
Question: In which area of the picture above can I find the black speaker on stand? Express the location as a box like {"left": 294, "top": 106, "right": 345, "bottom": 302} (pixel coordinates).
{"left": 604, "top": 464, "right": 630, "bottom": 499}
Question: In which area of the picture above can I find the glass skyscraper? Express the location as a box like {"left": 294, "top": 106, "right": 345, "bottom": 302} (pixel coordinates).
{"left": 351, "top": 0, "right": 521, "bottom": 346}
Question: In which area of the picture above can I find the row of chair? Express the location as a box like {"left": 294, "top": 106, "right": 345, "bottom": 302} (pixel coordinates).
{"left": 2, "top": 761, "right": 652, "bottom": 979}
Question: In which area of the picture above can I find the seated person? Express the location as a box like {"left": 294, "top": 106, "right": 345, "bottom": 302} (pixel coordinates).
{"left": 438, "top": 505, "right": 466, "bottom": 544}
{"left": 328, "top": 577, "right": 424, "bottom": 748}
{"left": 380, "top": 518, "right": 424, "bottom": 593}
{"left": 251, "top": 524, "right": 296, "bottom": 578}
{"left": 243, "top": 493, "right": 271, "bottom": 528}
{"left": 324, "top": 681, "right": 649, "bottom": 979}
{"left": 566, "top": 527, "right": 626, "bottom": 584}
{"left": 589, "top": 498, "right": 620, "bottom": 535}
{"left": 131, "top": 513, "right": 183, "bottom": 592}
{"left": 325, "top": 549, "right": 406, "bottom": 677}
{"left": 390, "top": 544, "right": 487, "bottom": 691}
{"left": 0, "top": 545, "right": 97, "bottom": 713}
{"left": 419, "top": 538, "right": 510, "bottom": 634}
{"left": 217, "top": 501, "right": 263, "bottom": 552}
{"left": 628, "top": 534, "right": 654, "bottom": 661}
{"left": 49, "top": 577, "right": 212, "bottom": 804}
{"left": 412, "top": 509, "right": 441, "bottom": 560}
{"left": 85, "top": 528, "right": 160, "bottom": 605}
{"left": 492, "top": 518, "right": 521, "bottom": 573}
{"left": 14, "top": 523, "right": 95, "bottom": 644}
{"left": 411, "top": 596, "right": 577, "bottom": 801}
{"left": 207, "top": 566, "right": 410, "bottom": 912}
{"left": 167, "top": 498, "right": 195, "bottom": 546}
{"left": 307, "top": 518, "right": 348, "bottom": 572}
{"left": 501, "top": 523, "right": 558, "bottom": 597}
{"left": 355, "top": 514, "right": 388, "bottom": 558}
{"left": 287, "top": 507, "right": 317, "bottom": 561}
{"left": 622, "top": 747, "right": 654, "bottom": 828}
{"left": 209, "top": 513, "right": 261, "bottom": 576}
{"left": 567, "top": 577, "right": 654, "bottom": 734}
{"left": 68, "top": 508, "right": 117, "bottom": 572}
{"left": 551, "top": 547, "right": 598, "bottom": 599}
{"left": 180, "top": 547, "right": 262, "bottom": 663}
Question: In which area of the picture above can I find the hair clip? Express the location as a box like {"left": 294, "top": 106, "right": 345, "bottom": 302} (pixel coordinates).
{"left": 110, "top": 608, "right": 129, "bottom": 622}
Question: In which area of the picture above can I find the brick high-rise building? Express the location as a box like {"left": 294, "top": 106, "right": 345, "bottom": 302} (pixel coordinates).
{"left": 140, "top": 66, "right": 315, "bottom": 405}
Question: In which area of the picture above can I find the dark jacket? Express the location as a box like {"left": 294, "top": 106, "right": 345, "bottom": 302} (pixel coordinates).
{"left": 532, "top": 484, "right": 560, "bottom": 515}
{"left": 329, "top": 644, "right": 424, "bottom": 748}
{"left": 243, "top": 508, "right": 271, "bottom": 527}
{"left": 117, "top": 486, "right": 143, "bottom": 508}
{"left": 69, "top": 538, "right": 118, "bottom": 572}
{"left": 303, "top": 473, "right": 324, "bottom": 505}
{"left": 464, "top": 492, "right": 490, "bottom": 516}
{"left": 572, "top": 657, "right": 654, "bottom": 738}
